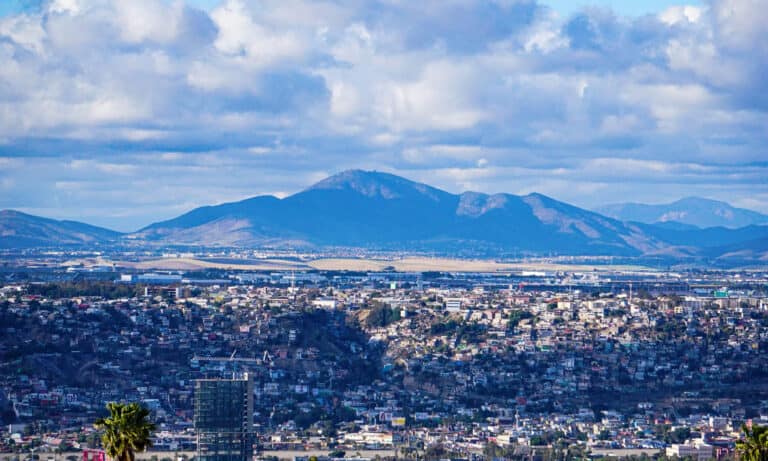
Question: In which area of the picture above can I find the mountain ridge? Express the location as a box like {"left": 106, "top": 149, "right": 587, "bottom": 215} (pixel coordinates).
{"left": 125, "top": 170, "right": 768, "bottom": 260}
{"left": 596, "top": 196, "right": 768, "bottom": 229}
{"left": 3, "top": 171, "right": 767, "bottom": 263}
{"left": 0, "top": 209, "right": 122, "bottom": 248}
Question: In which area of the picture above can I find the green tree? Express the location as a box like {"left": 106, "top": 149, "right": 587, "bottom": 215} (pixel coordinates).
{"left": 365, "top": 304, "right": 400, "bottom": 328}
{"left": 736, "top": 424, "right": 768, "bottom": 461}
{"left": 508, "top": 310, "right": 533, "bottom": 329}
{"left": 94, "top": 402, "right": 156, "bottom": 461}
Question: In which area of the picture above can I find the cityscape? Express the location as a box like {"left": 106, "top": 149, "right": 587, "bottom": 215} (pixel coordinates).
{"left": 0, "top": 253, "right": 767, "bottom": 460}
{"left": 1, "top": 0, "right": 767, "bottom": 460}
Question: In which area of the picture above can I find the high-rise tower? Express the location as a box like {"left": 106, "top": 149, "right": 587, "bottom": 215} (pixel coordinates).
{"left": 194, "top": 374, "right": 254, "bottom": 461}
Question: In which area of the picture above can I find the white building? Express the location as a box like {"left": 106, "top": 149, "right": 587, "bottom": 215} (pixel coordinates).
{"left": 666, "top": 442, "right": 713, "bottom": 461}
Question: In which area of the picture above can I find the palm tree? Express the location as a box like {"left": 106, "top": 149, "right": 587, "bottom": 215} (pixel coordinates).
{"left": 94, "top": 402, "right": 156, "bottom": 461}
{"left": 736, "top": 424, "right": 768, "bottom": 461}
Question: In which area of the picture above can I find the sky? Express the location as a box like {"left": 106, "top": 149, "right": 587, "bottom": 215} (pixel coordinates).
{"left": 0, "top": 0, "right": 765, "bottom": 231}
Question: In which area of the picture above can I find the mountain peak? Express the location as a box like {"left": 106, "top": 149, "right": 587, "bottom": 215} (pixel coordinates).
{"left": 1, "top": 209, "right": 25, "bottom": 217}
{"left": 3, "top": 174, "right": 766, "bottom": 262}
{"left": 305, "top": 169, "right": 451, "bottom": 201}
{"left": 0, "top": 209, "right": 120, "bottom": 248}
{"left": 672, "top": 196, "right": 729, "bottom": 207}
{"left": 597, "top": 196, "right": 768, "bottom": 229}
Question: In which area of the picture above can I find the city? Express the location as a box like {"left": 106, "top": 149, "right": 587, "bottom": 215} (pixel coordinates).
{"left": 1, "top": 259, "right": 766, "bottom": 460}
{"left": 1, "top": 0, "right": 767, "bottom": 460}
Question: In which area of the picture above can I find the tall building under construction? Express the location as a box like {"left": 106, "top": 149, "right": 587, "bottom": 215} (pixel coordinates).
{"left": 194, "top": 374, "right": 254, "bottom": 461}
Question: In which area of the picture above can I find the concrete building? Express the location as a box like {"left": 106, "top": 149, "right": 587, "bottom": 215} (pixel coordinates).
{"left": 666, "top": 442, "right": 713, "bottom": 461}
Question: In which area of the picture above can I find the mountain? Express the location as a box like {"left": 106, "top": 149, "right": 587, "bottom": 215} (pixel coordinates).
{"left": 4, "top": 171, "right": 766, "bottom": 261}
{"left": 133, "top": 169, "right": 768, "bottom": 259}
{"left": 137, "top": 170, "right": 651, "bottom": 254}
{"left": 0, "top": 210, "right": 122, "bottom": 248}
{"left": 596, "top": 197, "right": 768, "bottom": 229}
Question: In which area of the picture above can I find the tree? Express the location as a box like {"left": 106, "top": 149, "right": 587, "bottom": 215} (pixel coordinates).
{"left": 94, "top": 402, "right": 156, "bottom": 461}
{"left": 424, "top": 444, "right": 449, "bottom": 460}
{"left": 483, "top": 441, "right": 505, "bottom": 459}
{"left": 736, "top": 424, "right": 768, "bottom": 461}
{"left": 365, "top": 304, "right": 400, "bottom": 328}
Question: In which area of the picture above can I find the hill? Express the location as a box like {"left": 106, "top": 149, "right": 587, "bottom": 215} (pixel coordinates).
{"left": 0, "top": 210, "right": 122, "bottom": 248}
{"left": 133, "top": 170, "right": 768, "bottom": 260}
{"left": 4, "top": 171, "right": 766, "bottom": 263}
{"left": 135, "top": 170, "right": 656, "bottom": 255}
{"left": 597, "top": 197, "right": 768, "bottom": 229}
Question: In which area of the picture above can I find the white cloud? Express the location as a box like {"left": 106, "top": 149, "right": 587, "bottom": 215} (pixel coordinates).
{"left": 711, "top": 0, "right": 767, "bottom": 52}
{"left": 0, "top": 0, "right": 765, "bottom": 227}
{"left": 401, "top": 145, "right": 491, "bottom": 166}
{"left": 375, "top": 59, "right": 489, "bottom": 131}
{"left": 659, "top": 5, "right": 703, "bottom": 25}
{"left": 522, "top": 9, "right": 569, "bottom": 52}
{"left": 48, "top": 0, "right": 85, "bottom": 14}
{"left": 114, "top": 0, "right": 180, "bottom": 44}
{"left": 0, "top": 13, "right": 46, "bottom": 53}
{"left": 619, "top": 83, "right": 718, "bottom": 132}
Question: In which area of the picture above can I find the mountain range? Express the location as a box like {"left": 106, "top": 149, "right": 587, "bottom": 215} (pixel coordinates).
{"left": 2, "top": 170, "right": 767, "bottom": 262}
{"left": 596, "top": 197, "right": 768, "bottom": 229}
{"left": 0, "top": 210, "right": 121, "bottom": 249}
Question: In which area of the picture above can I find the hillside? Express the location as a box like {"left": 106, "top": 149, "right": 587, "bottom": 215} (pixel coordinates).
{"left": 132, "top": 170, "right": 768, "bottom": 259}
{"left": 597, "top": 197, "right": 768, "bottom": 229}
{"left": 3, "top": 171, "right": 767, "bottom": 262}
{"left": 0, "top": 210, "right": 121, "bottom": 248}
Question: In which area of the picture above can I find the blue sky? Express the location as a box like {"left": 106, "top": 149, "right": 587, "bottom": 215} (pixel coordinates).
{"left": 0, "top": 1, "right": 704, "bottom": 17}
{"left": 0, "top": 0, "right": 765, "bottom": 231}
{"left": 539, "top": 0, "right": 702, "bottom": 16}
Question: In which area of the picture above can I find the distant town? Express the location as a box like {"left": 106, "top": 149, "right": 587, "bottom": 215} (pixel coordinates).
{"left": 1, "top": 248, "right": 767, "bottom": 461}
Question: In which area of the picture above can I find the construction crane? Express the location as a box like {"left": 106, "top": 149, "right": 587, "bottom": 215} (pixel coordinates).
{"left": 262, "top": 350, "right": 274, "bottom": 367}
{"left": 191, "top": 355, "right": 259, "bottom": 363}
{"left": 192, "top": 350, "right": 260, "bottom": 376}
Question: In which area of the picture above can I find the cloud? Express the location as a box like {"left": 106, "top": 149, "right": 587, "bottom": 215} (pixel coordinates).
{"left": 0, "top": 0, "right": 766, "bottom": 228}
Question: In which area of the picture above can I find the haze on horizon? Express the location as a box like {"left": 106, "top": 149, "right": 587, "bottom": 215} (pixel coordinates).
{"left": 0, "top": 0, "right": 765, "bottom": 232}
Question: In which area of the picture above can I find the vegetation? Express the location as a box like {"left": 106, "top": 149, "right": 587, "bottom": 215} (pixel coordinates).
{"left": 94, "top": 402, "right": 156, "bottom": 461}
{"left": 26, "top": 282, "right": 142, "bottom": 299}
{"left": 652, "top": 425, "right": 692, "bottom": 444}
{"left": 736, "top": 424, "right": 768, "bottom": 461}
{"left": 423, "top": 443, "right": 459, "bottom": 460}
{"left": 507, "top": 309, "right": 533, "bottom": 328}
{"left": 482, "top": 441, "right": 589, "bottom": 461}
{"left": 365, "top": 303, "right": 401, "bottom": 328}
{"left": 429, "top": 318, "right": 460, "bottom": 335}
